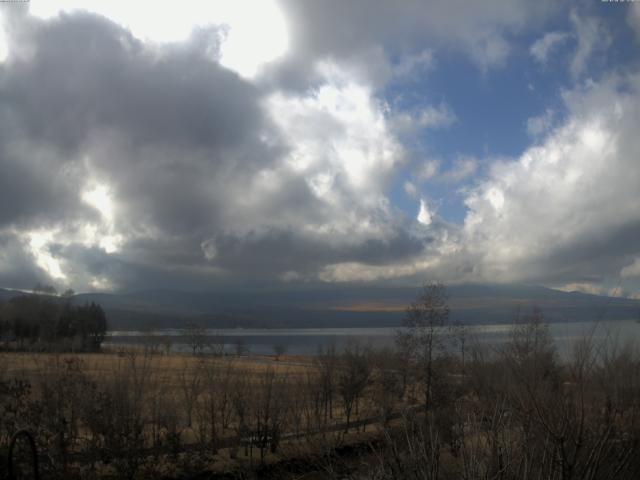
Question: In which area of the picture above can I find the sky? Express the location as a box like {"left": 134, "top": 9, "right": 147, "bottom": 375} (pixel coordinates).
{"left": 0, "top": 0, "right": 640, "bottom": 298}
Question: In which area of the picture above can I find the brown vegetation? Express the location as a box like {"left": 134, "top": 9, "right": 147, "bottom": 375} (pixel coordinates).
{"left": 2, "top": 285, "right": 640, "bottom": 479}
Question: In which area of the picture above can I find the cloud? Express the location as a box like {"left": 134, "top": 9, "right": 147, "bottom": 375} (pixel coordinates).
{"left": 416, "top": 160, "right": 440, "bottom": 182}
{"left": 2, "top": 2, "right": 638, "bottom": 298}
{"left": 439, "top": 157, "right": 478, "bottom": 183}
{"left": 462, "top": 73, "right": 640, "bottom": 285}
{"left": 417, "top": 104, "right": 457, "bottom": 129}
{"left": 526, "top": 108, "right": 555, "bottom": 137}
{"left": 263, "top": 65, "right": 404, "bottom": 222}
{"left": 392, "top": 103, "right": 456, "bottom": 134}
{"left": 404, "top": 181, "right": 418, "bottom": 198}
{"left": 414, "top": 157, "right": 476, "bottom": 185}
{"left": 622, "top": 258, "right": 640, "bottom": 278}
{"left": 627, "top": 3, "right": 640, "bottom": 39}
{"left": 318, "top": 72, "right": 640, "bottom": 292}
{"left": 469, "top": 30, "right": 510, "bottom": 71}
{"left": 417, "top": 199, "right": 432, "bottom": 226}
{"left": 393, "top": 49, "right": 434, "bottom": 78}
{"left": 275, "top": 0, "right": 560, "bottom": 84}
{"left": 569, "top": 11, "right": 610, "bottom": 79}
{"left": 0, "top": 12, "right": 278, "bottom": 288}
{"left": 530, "top": 31, "right": 569, "bottom": 64}
{"left": 0, "top": 11, "right": 427, "bottom": 290}
{"left": 556, "top": 282, "right": 603, "bottom": 295}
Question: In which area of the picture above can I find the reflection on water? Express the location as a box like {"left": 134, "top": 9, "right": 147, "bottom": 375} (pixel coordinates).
{"left": 104, "top": 320, "right": 640, "bottom": 357}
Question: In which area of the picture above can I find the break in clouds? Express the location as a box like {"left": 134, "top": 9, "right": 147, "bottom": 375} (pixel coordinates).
{"left": 0, "top": 1, "right": 640, "bottom": 297}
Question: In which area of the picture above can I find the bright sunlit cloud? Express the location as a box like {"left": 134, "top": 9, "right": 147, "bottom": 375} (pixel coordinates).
{"left": 0, "top": 11, "right": 7, "bottom": 63}
{"left": 82, "top": 184, "right": 114, "bottom": 221}
{"left": 417, "top": 199, "right": 432, "bottom": 225}
{"left": 81, "top": 183, "right": 123, "bottom": 254}
{"left": 28, "top": 0, "right": 289, "bottom": 78}
{"left": 27, "top": 230, "right": 67, "bottom": 280}
{"left": 216, "top": 1, "right": 289, "bottom": 78}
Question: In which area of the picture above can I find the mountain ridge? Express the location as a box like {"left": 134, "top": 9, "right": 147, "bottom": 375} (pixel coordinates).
{"left": 2, "top": 284, "right": 638, "bottom": 330}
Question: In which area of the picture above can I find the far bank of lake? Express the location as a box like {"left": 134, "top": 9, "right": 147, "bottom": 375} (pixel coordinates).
{"left": 104, "top": 319, "right": 640, "bottom": 356}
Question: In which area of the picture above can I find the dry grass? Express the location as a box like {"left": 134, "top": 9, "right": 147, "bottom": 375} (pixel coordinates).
{"left": 0, "top": 350, "right": 314, "bottom": 380}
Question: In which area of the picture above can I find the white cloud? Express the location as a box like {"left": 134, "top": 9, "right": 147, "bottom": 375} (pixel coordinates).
{"left": 279, "top": 0, "right": 560, "bottom": 83}
{"left": 526, "top": 108, "right": 555, "bottom": 137}
{"left": 607, "top": 286, "right": 623, "bottom": 298}
{"left": 417, "top": 104, "right": 456, "bottom": 129}
{"left": 569, "top": 11, "right": 610, "bottom": 79}
{"left": 28, "top": 0, "right": 289, "bottom": 79}
{"left": 416, "top": 159, "right": 440, "bottom": 181}
{"left": 622, "top": 258, "right": 640, "bottom": 278}
{"left": 80, "top": 181, "right": 124, "bottom": 254}
{"left": 417, "top": 199, "right": 432, "bottom": 226}
{"left": 322, "top": 73, "right": 640, "bottom": 289}
{"left": 462, "top": 74, "right": 640, "bottom": 284}
{"left": 0, "top": 11, "right": 7, "bottom": 63}
{"left": 440, "top": 157, "right": 478, "bottom": 183}
{"left": 392, "top": 104, "right": 456, "bottom": 134}
{"left": 530, "top": 31, "right": 568, "bottom": 64}
{"left": 628, "top": 3, "right": 640, "bottom": 39}
{"left": 393, "top": 49, "right": 434, "bottom": 78}
{"left": 26, "top": 230, "right": 67, "bottom": 280}
{"left": 264, "top": 62, "right": 404, "bottom": 241}
{"left": 404, "top": 180, "right": 418, "bottom": 197}
{"left": 82, "top": 183, "right": 114, "bottom": 222}
{"left": 556, "top": 282, "right": 602, "bottom": 295}
{"left": 469, "top": 29, "right": 510, "bottom": 71}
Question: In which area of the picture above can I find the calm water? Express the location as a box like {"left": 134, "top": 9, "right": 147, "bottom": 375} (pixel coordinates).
{"left": 104, "top": 319, "right": 640, "bottom": 357}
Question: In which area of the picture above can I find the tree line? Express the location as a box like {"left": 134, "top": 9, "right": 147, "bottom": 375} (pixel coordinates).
{"left": 0, "top": 291, "right": 107, "bottom": 352}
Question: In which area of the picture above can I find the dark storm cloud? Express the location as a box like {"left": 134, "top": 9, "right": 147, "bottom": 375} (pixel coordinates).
{"left": 0, "top": 11, "right": 272, "bottom": 237}
{"left": 3, "top": 13, "right": 261, "bottom": 153}
{"left": 534, "top": 220, "right": 640, "bottom": 286}
{"left": 0, "top": 144, "right": 89, "bottom": 228}
{"left": 0, "top": 10, "right": 428, "bottom": 290}
{"left": 0, "top": 12, "right": 282, "bottom": 288}
{"left": 210, "top": 227, "right": 428, "bottom": 276}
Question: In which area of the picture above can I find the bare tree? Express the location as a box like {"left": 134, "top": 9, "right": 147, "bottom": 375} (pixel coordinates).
{"left": 337, "top": 342, "right": 372, "bottom": 432}
{"left": 396, "top": 282, "right": 450, "bottom": 413}
{"left": 196, "top": 358, "right": 235, "bottom": 451}
{"left": 184, "top": 321, "right": 207, "bottom": 355}
{"left": 234, "top": 338, "right": 247, "bottom": 357}
{"left": 177, "top": 358, "right": 203, "bottom": 428}
{"left": 315, "top": 343, "right": 338, "bottom": 423}
{"left": 273, "top": 343, "right": 286, "bottom": 360}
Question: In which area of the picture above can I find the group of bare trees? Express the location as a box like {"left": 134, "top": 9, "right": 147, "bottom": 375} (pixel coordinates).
{"left": 369, "top": 284, "right": 640, "bottom": 480}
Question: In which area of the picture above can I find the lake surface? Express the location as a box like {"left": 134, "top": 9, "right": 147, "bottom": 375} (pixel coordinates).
{"left": 104, "top": 319, "right": 640, "bottom": 357}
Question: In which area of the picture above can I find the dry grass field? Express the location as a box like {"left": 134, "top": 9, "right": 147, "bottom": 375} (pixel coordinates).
{"left": 0, "top": 349, "right": 315, "bottom": 380}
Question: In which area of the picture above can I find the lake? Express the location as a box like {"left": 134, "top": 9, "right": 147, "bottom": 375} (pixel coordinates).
{"left": 104, "top": 319, "right": 640, "bottom": 357}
